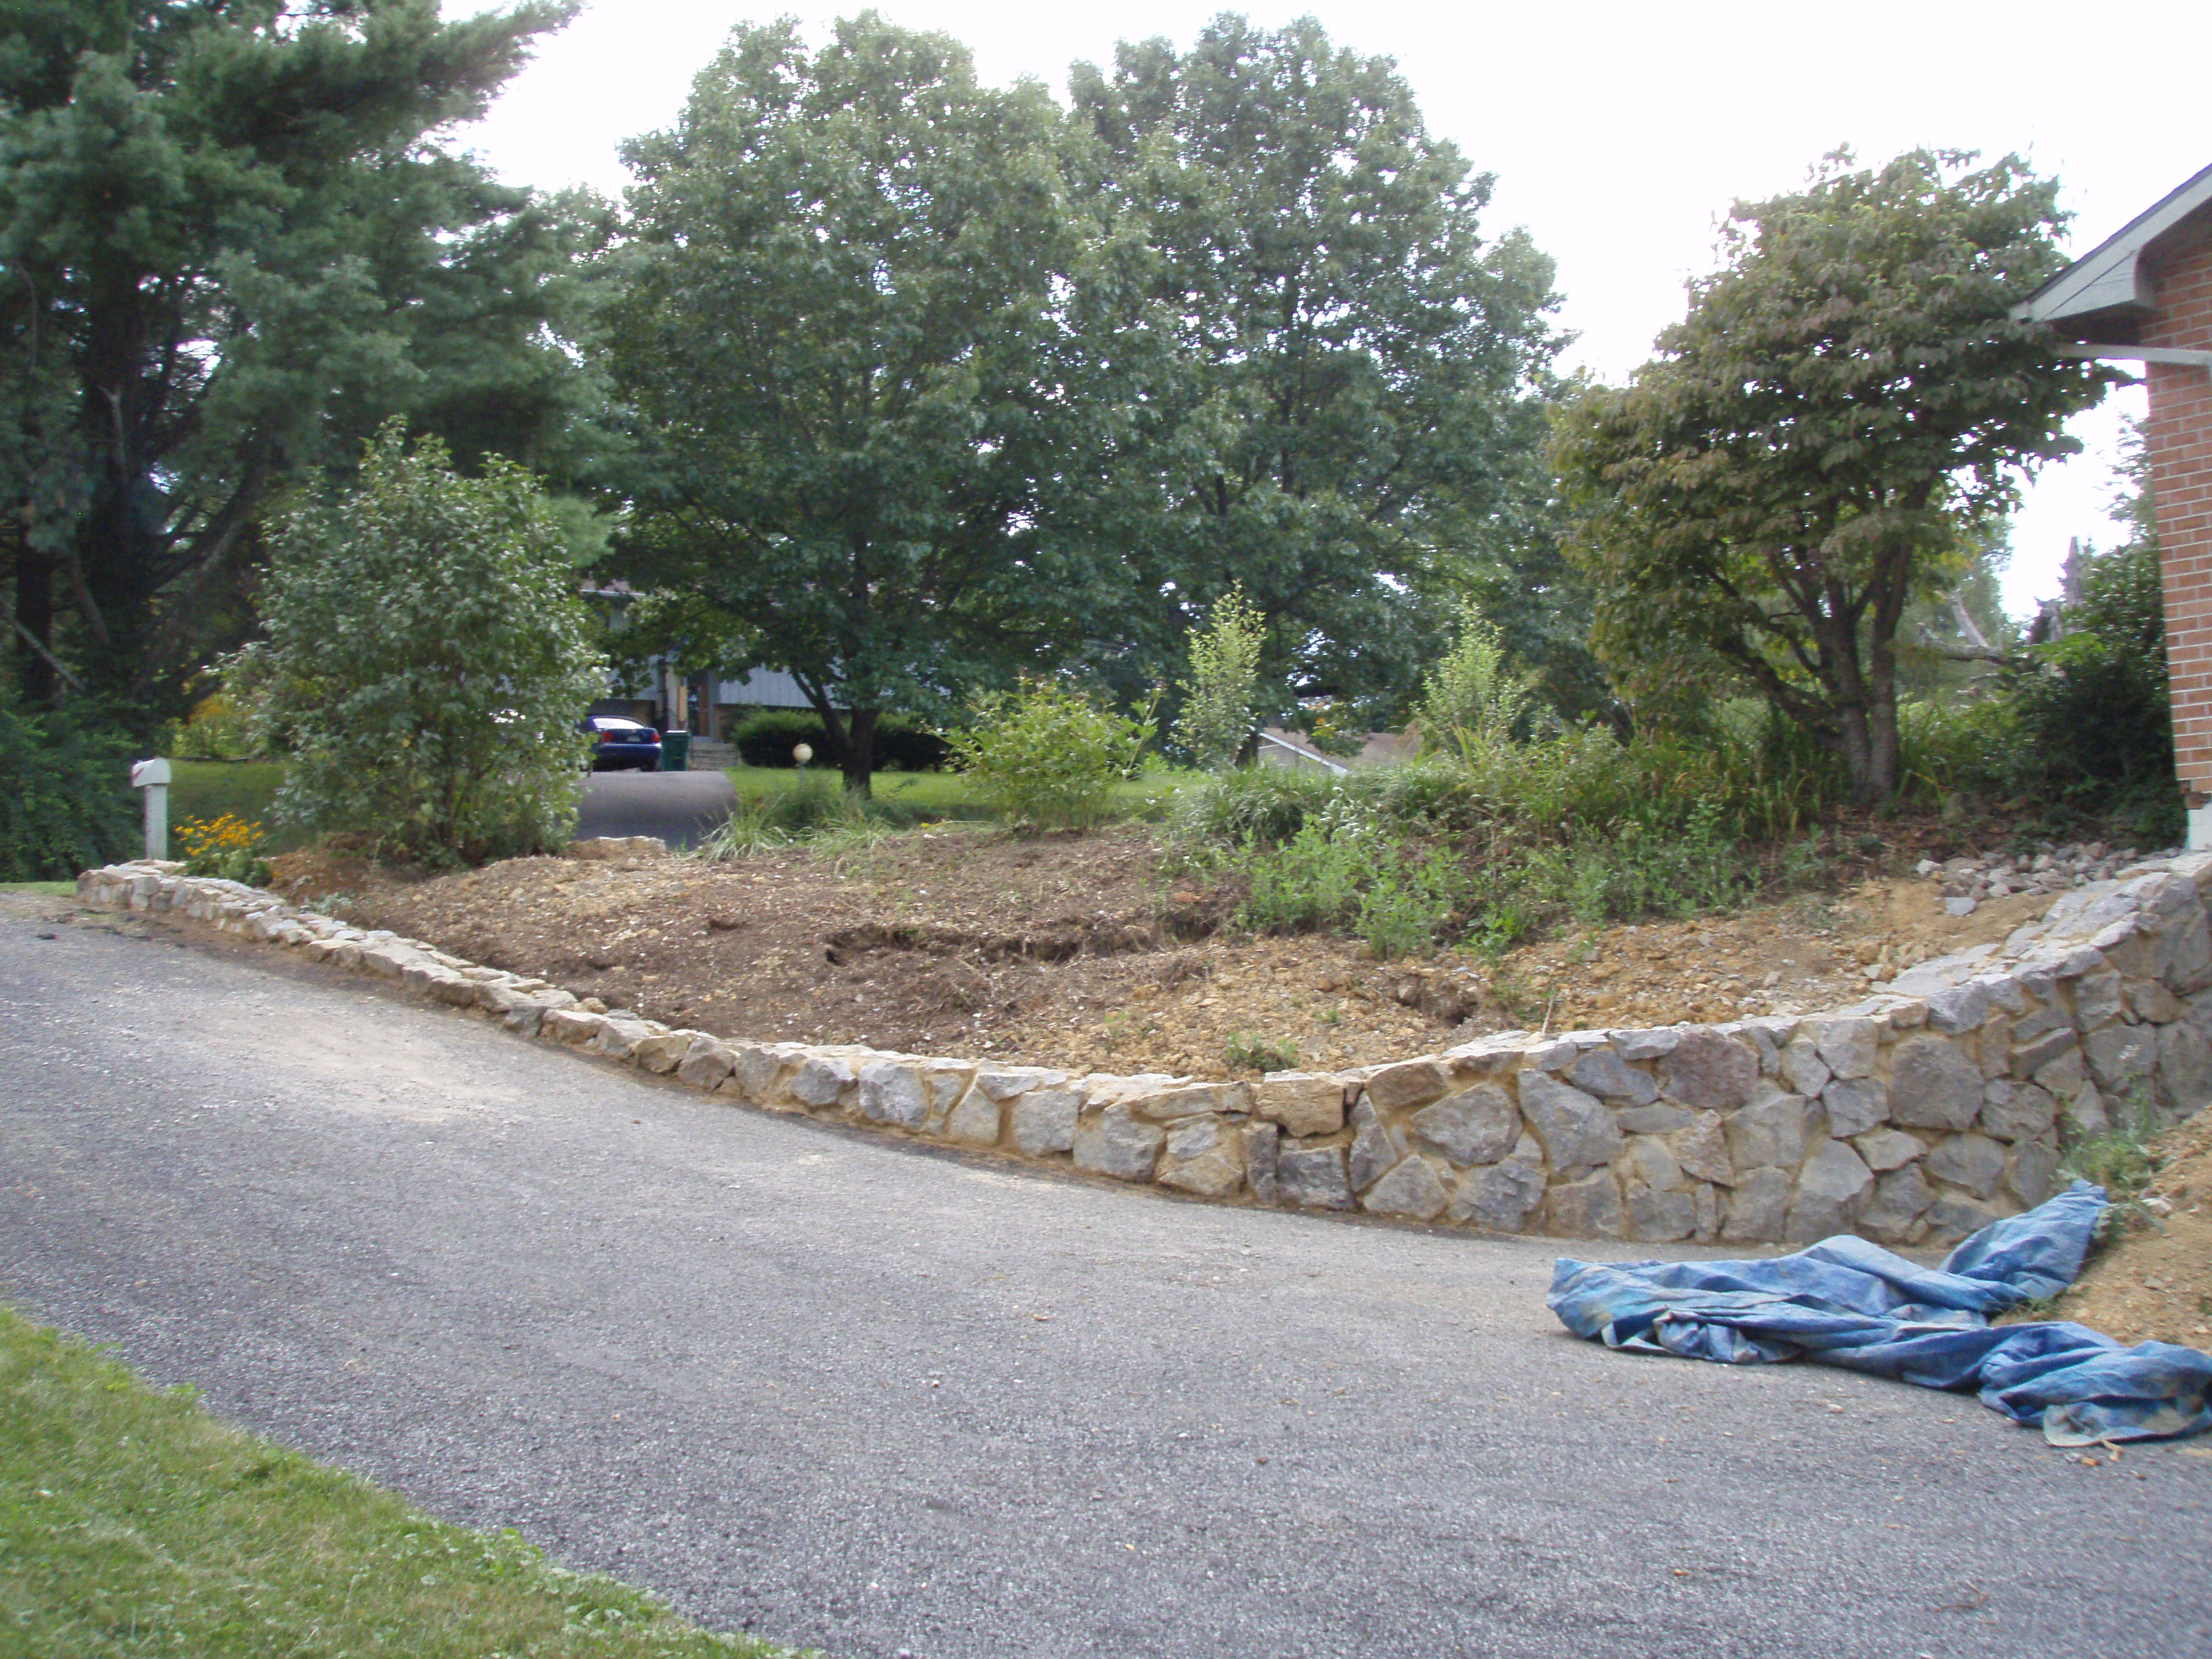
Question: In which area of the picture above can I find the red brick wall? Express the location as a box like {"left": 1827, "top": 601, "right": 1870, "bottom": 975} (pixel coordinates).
{"left": 2144, "top": 213, "right": 2212, "bottom": 804}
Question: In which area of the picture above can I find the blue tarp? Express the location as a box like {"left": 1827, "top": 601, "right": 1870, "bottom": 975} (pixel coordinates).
{"left": 1547, "top": 1182, "right": 2212, "bottom": 1445}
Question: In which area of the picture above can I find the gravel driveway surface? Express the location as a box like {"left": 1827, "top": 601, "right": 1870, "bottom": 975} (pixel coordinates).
{"left": 4, "top": 898, "right": 2207, "bottom": 1659}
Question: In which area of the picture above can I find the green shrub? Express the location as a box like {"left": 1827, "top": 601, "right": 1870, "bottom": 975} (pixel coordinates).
{"left": 1173, "top": 587, "right": 1265, "bottom": 770}
{"left": 229, "top": 424, "right": 607, "bottom": 866}
{"left": 943, "top": 678, "right": 1156, "bottom": 832}
{"left": 161, "top": 689, "right": 261, "bottom": 761}
{"left": 729, "top": 708, "right": 949, "bottom": 772}
{"left": 176, "top": 813, "right": 274, "bottom": 888}
{"left": 1168, "top": 765, "right": 1338, "bottom": 848}
{"left": 1234, "top": 793, "right": 1464, "bottom": 960}
{"left": 0, "top": 693, "right": 136, "bottom": 881}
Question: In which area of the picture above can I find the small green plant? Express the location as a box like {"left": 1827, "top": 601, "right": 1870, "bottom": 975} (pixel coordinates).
{"left": 176, "top": 813, "right": 274, "bottom": 886}
{"left": 943, "top": 678, "right": 1158, "bottom": 833}
{"left": 1414, "top": 602, "right": 1537, "bottom": 760}
{"left": 2059, "top": 1090, "right": 2169, "bottom": 1242}
{"left": 1224, "top": 1032, "right": 1298, "bottom": 1072}
{"left": 1174, "top": 586, "right": 1267, "bottom": 770}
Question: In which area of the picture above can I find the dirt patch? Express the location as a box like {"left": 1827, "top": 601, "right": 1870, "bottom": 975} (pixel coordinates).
{"left": 1481, "top": 877, "right": 2054, "bottom": 1031}
{"left": 2040, "top": 1109, "right": 2212, "bottom": 1355}
{"left": 272, "top": 828, "right": 2076, "bottom": 1082}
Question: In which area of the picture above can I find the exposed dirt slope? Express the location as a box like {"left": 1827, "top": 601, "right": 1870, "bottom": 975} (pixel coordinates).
{"left": 2043, "top": 1109, "right": 2212, "bottom": 1355}
{"left": 277, "top": 826, "right": 2077, "bottom": 1086}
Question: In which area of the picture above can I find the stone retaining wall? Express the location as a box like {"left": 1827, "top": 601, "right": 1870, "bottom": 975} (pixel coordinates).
{"left": 76, "top": 851, "right": 2212, "bottom": 1247}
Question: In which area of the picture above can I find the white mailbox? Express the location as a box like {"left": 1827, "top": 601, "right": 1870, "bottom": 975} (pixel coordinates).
{"left": 130, "top": 757, "right": 173, "bottom": 860}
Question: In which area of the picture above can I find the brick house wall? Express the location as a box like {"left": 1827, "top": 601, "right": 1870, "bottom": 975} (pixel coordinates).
{"left": 2144, "top": 212, "right": 2212, "bottom": 816}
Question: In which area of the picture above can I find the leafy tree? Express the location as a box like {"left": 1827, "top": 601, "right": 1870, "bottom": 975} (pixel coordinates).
{"left": 230, "top": 425, "right": 606, "bottom": 865}
{"left": 1173, "top": 585, "right": 1264, "bottom": 770}
{"left": 0, "top": 0, "right": 604, "bottom": 731}
{"left": 602, "top": 14, "right": 1104, "bottom": 795}
{"left": 1552, "top": 149, "right": 2115, "bottom": 803}
{"left": 1066, "top": 14, "right": 1564, "bottom": 712}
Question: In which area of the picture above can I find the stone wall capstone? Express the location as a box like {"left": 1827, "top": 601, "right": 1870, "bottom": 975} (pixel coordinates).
{"left": 75, "top": 850, "right": 2212, "bottom": 1247}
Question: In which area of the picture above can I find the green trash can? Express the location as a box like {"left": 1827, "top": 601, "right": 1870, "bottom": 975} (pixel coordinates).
{"left": 660, "top": 729, "right": 691, "bottom": 772}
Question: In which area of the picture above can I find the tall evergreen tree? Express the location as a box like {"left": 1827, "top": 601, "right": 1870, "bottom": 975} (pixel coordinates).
{"left": 0, "top": 0, "right": 600, "bottom": 728}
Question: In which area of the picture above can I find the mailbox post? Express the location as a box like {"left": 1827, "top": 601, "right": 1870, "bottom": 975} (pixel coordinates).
{"left": 130, "top": 758, "right": 173, "bottom": 860}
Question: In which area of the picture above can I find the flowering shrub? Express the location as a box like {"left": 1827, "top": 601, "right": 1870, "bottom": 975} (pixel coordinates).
{"left": 176, "top": 814, "right": 273, "bottom": 887}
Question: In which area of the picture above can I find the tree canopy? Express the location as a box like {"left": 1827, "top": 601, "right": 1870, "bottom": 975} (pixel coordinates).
{"left": 1065, "top": 14, "right": 1565, "bottom": 714}
{"left": 601, "top": 12, "right": 1112, "bottom": 792}
{"left": 0, "top": 0, "right": 603, "bottom": 730}
{"left": 1552, "top": 149, "right": 2115, "bottom": 802}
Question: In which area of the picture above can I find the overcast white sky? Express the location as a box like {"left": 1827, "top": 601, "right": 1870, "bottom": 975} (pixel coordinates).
{"left": 457, "top": 0, "right": 2209, "bottom": 620}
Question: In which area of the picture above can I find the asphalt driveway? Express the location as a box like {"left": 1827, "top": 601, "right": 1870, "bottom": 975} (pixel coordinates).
{"left": 576, "top": 768, "right": 738, "bottom": 848}
{"left": 3, "top": 897, "right": 2206, "bottom": 1658}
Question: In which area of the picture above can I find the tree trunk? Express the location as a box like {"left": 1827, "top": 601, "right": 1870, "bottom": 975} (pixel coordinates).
{"left": 842, "top": 707, "right": 878, "bottom": 799}
{"left": 11, "top": 537, "right": 57, "bottom": 706}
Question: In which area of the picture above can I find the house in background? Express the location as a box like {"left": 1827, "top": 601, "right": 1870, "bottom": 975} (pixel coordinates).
{"left": 2018, "top": 162, "right": 2212, "bottom": 847}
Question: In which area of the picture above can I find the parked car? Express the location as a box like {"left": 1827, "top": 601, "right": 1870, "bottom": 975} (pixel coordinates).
{"left": 581, "top": 716, "right": 662, "bottom": 772}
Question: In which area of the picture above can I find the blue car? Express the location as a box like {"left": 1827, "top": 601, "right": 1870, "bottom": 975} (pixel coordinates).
{"left": 582, "top": 716, "right": 662, "bottom": 772}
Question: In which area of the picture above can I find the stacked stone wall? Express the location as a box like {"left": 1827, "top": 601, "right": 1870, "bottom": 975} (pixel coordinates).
{"left": 76, "top": 850, "right": 2212, "bottom": 1247}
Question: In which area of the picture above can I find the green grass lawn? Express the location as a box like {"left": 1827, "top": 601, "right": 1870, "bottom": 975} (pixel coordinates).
{"left": 0, "top": 1306, "right": 809, "bottom": 1658}
{"left": 0, "top": 881, "right": 76, "bottom": 897}
{"left": 722, "top": 765, "right": 1192, "bottom": 824}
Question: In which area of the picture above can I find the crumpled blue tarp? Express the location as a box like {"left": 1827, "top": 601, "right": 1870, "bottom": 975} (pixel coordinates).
{"left": 1547, "top": 1182, "right": 2212, "bottom": 1445}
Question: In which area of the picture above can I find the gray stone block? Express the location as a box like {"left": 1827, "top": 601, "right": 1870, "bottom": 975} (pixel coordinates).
{"left": 790, "top": 1054, "right": 858, "bottom": 1108}
{"left": 1809, "top": 1017, "right": 1879, "bottom": 1079}
{"left": 858, "top": 1058, "right": 930, "bottom": 1128}
{"left": 1922, "top": 984, "right": 1992, "bottom": 1036}
{"left": 1628, "top": 1184, "right": 1698, "bottom": 1243}
{"left": 1518, "top": 1070, "right": 1622, "bottom": 1177}
{"left": 2159, "top": 1020, "right": 2212, "bottom": 1117}
{"left": 1721, "top": 1167, "right": 1790, "bottom": 1243}
{"left": 1447, "top": 1159, "right": 1545, "bottom": 1233}
{"left": 2010, "top": 1027, "right": 2078, "bottom": 1081}
{"left": 1615, "top": 1104, "right": 1694, "bottom": 1133}
{"left": 1658, "top": 1030, "right": 1759, "bottom": 1111}
{"left": 1363, "top": 1059, "right": 1448, "bottom": 1111}
{"left": 1611, "top": 1028, "right": 1683, "bottom": 1061}
{"left": 1925, "top": 1131, "right": 2007, "bottom": 1200}
{"left": 1624, "top": 1133, "right": 1683, "bottom": 1193}
{"left": 1347, "top": 1098, "right": 1403, "bottom": 1193}
{"left": 2083, "top": 1024, "right": 2154, "bottom": 1094}
{"left": 943, "top": 1087, "right": 1004, "bottom": 1146}
{"left": 1779, "top": 1038, "right": 1831, "bottom": 1100}
{"left": 1795, "top": 1138, "right": 1873, "bottom": 1207}
{"left": 2072, "top": 968, "right": 2124, "bottom": 1030}
{"left": 1978, "top": 1079, "right": 2056, "bottom": 1143}
{"left": 1360, "top": 1155, "right": 1448, "bottom": 1220}
{"left": 1568, "top": 1048, "right": 1658, "bottom": 1105}
{"left": 1254, "top": 1071, "right": 1347, "bottom": 1137}
{"left": 1671, "top": 1110, "right": 1733, "bottom": 1186}
{"left": 1012, "top": 1087, "right": 1082, "bottom": 1155}
{"left": 1243, "top": 1121, "right": 1280, "bottom": 1203}
{"left": 1074, "top": 1105, "right": 1164, "bottom": 1182}
{"left": 1277, "top": 1143, "right": 1354, "bottom": 1210}
{"left": 1545, "top": 1169, "right": 1624, "bottom": 1238}
{"left": 2006, "top": 1136, "right": 2061, "bottom": 1207}
{"left": 1925, "top": 1192, "right": 2009, "bottom": 1244}
{"left": 1159, "top": 1118, "right": 1246, "bottom": 1197}
{"left": 1723, "top": 1091, "right": 1807, "bottom": 1172}
{"left": 1887, "top": 1035, "right": 1983, "bottom": 1131}
{"left": 1822, "top": 1076, "right": 1888, "bottom": 1139}
{"left": 1408, "top": 1084, "right": 1519, "bottom": 1168}
{"left": 1853, "top": 1128, "right": 1925, "bottom": 1173}
{"left": 1858, "top": 1164, "right": 1936, "bottom": 1243}
{"left": 675, "top": 1035, "right": 737, "bottom": 1090}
